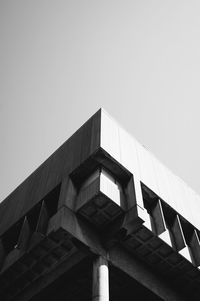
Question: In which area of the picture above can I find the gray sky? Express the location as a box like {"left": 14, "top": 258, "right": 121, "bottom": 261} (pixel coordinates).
{"left": 1, "top": 0, "right": 200, "bottom": 202}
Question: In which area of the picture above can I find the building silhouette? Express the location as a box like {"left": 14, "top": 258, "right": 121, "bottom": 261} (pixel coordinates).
{"left": 0, "top": 108, "right": 200, "bottom": 300}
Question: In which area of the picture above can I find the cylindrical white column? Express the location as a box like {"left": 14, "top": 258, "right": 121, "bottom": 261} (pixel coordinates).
{"left": 92, "top": 256, "right": 109, "bottom": 301}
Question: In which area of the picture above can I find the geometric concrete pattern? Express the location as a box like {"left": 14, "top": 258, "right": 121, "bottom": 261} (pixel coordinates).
{"left": 0, "top": 109, "right": 200, "bottom": 300}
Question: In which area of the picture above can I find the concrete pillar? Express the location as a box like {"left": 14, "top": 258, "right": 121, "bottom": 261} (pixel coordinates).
{"left": 92, "top": 256, "right": 109, "bottom": 301}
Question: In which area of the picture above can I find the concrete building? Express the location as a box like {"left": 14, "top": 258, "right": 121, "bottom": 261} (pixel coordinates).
{"left": 0, "top": 108, "right": 200, "bottom": 300}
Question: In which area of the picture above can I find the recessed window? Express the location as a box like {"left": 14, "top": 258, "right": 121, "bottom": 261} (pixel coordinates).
{"left": 81, "top": 169, "right": 100, "bottom": 190}
{"left": 0, "top": 183, "right": 61, "bottom": 255}
{"left": 2, "top": 219, "right": 24, "bottom": 253}
{"left": 44, "top": 183, "right": 61, "bottom": 217}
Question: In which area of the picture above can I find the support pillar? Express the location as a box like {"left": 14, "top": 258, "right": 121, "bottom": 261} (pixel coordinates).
{"left": 92, "top": 256, "right": 109, "bottom": 301}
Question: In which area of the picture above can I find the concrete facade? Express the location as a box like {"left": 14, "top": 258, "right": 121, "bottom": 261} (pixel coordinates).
{"left": 0, "top": 109, "right": 200, "bottom": 300}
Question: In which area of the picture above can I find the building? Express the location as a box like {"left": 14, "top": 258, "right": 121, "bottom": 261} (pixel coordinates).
{"left": 0, "top": 108, "right": 200, "bottom": 300}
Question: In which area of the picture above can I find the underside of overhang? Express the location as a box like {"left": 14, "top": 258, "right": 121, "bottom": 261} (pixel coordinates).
{"left": 29, "top": 257, "right": 163, "bottom": 301}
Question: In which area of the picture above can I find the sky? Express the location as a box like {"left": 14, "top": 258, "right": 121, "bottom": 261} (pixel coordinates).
{"left": 0, "top": 0, "right": 200, "bottom": 202}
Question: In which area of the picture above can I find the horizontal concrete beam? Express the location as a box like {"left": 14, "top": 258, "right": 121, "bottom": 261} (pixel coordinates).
{"left": 108, "top": 246, "right": 188, "bottom": 301}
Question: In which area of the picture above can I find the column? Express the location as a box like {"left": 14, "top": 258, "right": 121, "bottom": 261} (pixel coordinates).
{"left": 92, "top": 256, "right": 109, "bottom": 301}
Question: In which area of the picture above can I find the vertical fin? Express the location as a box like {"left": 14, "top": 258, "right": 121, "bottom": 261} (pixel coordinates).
{"left": 17, "top": 216, "right": 31, "bottom": 250}
{"left": 35, "top": 201, "right": 49, "bottom": 234}
{"left": 0, "top": 238, "right": 5, "bottom": 267}
{"left": 171, "top": 215, "right": 186, "bottom": 251}
{"left": 189, "top": 230, "right": 200, "bottom": 266}
{"left": 151, "top": 199, "right": 166, "bottom": 235}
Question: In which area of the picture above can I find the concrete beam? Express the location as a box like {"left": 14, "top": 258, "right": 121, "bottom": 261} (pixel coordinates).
{"left": 108, "top": 246, "right": 188, "bottom": 301}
